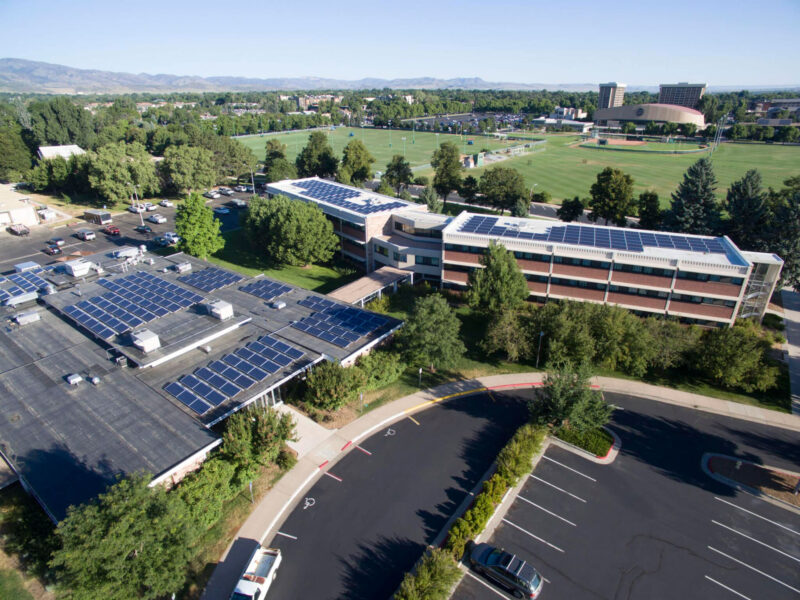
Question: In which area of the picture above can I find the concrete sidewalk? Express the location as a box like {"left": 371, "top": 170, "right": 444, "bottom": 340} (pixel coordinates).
{"left": 200, "top": 372, "right": 800, "bottom": 599}
{"left": 780, "top": 288, "right": 800, "bottom": 415}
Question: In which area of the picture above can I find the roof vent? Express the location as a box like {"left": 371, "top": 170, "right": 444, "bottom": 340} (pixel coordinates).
{"left": 271, "top": 300, "right": 287, "bottom": 310}
{"left": 14, "top": 312, "right": 41, "bottom": 325}
{"left": 66, "top": 373, "right": 82, "bottom": 386}
{"left": 200, "top": 345, "right": 212, "bottom": 354}
{"left": 90, "top": 376, "right": 101, "bottom": 385}
{"left": 207, "top": 300, "right": 233, "bottom": 320}
{"left": 131, "top": 329, "right": 161, "bottom": 353}
{"left": 174, "top": 262, "right": 192, "bottom": 274}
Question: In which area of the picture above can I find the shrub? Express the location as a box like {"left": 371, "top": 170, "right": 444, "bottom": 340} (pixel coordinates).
{"left": 365, "top": 294, "right": 390, "bottom": 313}
{"left": 555, "top": 427, "right": 613, "bottom": 457}
{"left": 413, "top": 175, "right": 429, "bottom": 186}
{"left": 444, "top": 517, "right": 473, "bottom": 560}
{"left": 178, "top": 457, "right": 237, "bottom": 534}
{"left": 496, "top": 424, "right": 547, "bottom": 485}
{"left": 394, "top": 548, "right": 461, "bottom": 600}
{"left": 356, "top": 350, "right": 407, "bottom": 391}
{"left": 481, "top": 473, "right": 508, "bottom": 504}
{"left": 304, "top": 360, "right": 366, "bottom": 411}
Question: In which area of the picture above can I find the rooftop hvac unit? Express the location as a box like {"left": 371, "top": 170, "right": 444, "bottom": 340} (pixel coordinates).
{"left": 90, "top": 376, "right": 101, "bottom": 385}
{"left": 174, "top": 262, "right": 192, "bottom": 274}
{"left": 207, "top": 300, "right": 233, "bottom": 320}
{"left": 14, "top": 312, "right": 41, "bottom": 326}
{"left": 66, "top": 373, "right": 82, "bottom": 386}
{"left": 271, "top": 301, "right": 287, "bottom": 310}
{"left": 131, "top": 329, "right": 161, "bottom": 353}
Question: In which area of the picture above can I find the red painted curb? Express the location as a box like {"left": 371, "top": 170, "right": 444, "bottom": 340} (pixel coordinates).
{"left": 318, "top": 460, "right": 329, "bottom": 469}
{"left": 341, "top": 441, "right": 352, "bottom": 451}
{"left": 487, "top": 382, "right": 543, "bottom": 390}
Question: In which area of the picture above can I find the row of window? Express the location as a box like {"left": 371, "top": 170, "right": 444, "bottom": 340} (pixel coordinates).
{"left": 394, "top": 221, "right": 443, "bottom": 238}
{"left": 608, "top": 285, "right": 669, "bottom": 299}
{"left": 675, "top": 271, "right": 744, "bottom": 285}
{"left": 328, "top": 215, "right": 366, "bottom": 232}
{"left": 554, "top": 256, "right": 611, "bottom": 269}
{"left": 376, "top": 244, "right": 437, "bottom": 266}
{"left": 671, "top": 293, "right": 737, "bottom": 308}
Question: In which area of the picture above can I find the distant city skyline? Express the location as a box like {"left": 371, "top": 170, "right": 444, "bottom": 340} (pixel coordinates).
{"left": 1, "top": 0, "right": 798, "bottom": 87}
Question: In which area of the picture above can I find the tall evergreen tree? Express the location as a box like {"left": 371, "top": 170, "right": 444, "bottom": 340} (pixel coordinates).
{"left": 724, "top": 169, "right": 768, "bottom": 250}
{"left": 663, "top": 157, "right": 721, "bottom": 235}
{"left": 636, "top": 191, "right": 662, "bottom": 230}
{"left": 466, "top": 242, "right": 529, "bottom": 315}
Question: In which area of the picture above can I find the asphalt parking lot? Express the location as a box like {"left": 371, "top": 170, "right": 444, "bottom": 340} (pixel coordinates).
{"left": 0, "top": 193, "right": 245, "bottom": 272}
{"left": 266, "top": 391, "right": 530, "bottom": 600}
{"left": 454, "top": 393, "right": 800, "bottom": 600}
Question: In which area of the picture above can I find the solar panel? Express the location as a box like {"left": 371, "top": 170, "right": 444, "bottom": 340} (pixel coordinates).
{"left": 292, "top": 179, "right": 409, "bottom": 215}
{"left": 292, "top": 298, "right": 389, "bottom": 346}
{"left": 178, "top": 267, "right": 245, "bottom": 292}
{"left": 240, "top": 279, "right": 292, "bottom": 302}
{"left": 164, "top": 382, "right": 212, "bottom": 415}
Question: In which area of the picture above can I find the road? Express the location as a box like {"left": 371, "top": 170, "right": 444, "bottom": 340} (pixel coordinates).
{"left": 266, "top": 390, "right": 530, "bottom": 600}
{"left": 454, "top": 392, "right": 800, "bottom": 600}
{"left": 0, "top": 193, "right": 245, "bottom": 273}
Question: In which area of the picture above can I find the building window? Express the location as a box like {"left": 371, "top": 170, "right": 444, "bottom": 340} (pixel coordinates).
{"left": 415, "top": 255, "right": 440, "bottom": 267}
{"left": 553, "top": 256, "right": 610, "bottom": 269}
{"left": 393, "top": 251, "right": 407, "bottom": 262}
{"left": 671, "top": 293, "right": 736, "bottom": 307}
{"left": 609, "top": 285, "right": 668, "bottom": 299}
{"left": 613, "top": 263, "right": 674, "bottom": 278}
{"left": 676, "top": 271, "right": 743, "bottom": 285}
{"left": 550, "top": 277, "right": 606, "bottom": 291}
{"left": 394, "top": 221, "right": 442, "bottom": 238}
{"left": 513, "top": 251, "right": 550, "bottom": 263}
{"left": 444, "top": 243, "right": 484, "bottom": 254}
{"left": 375, "top": 245, "right": 388, "bottom": 257}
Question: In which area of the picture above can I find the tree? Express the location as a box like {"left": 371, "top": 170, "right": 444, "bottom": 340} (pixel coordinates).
{"left": 637, "top": 191, "right": 662, "bottom": 230}
{"left": 767, "top": 189, "right": 800, "bottom": 290}
{"left": 587, "top": 167, "right": 635, "bottom": 226}
{"left": 531, "top": 190, "right": 552, "bottom": 204}
{"left": 339, "top": 139, "right": 375, "bottom": 186}
{"left": 174, "top": 192, "right": 225, "bottom": 259}
{"left": 459, "top": 175, "right": 479, "bottom": 204}
{"left": 161, "top": 145, "right": 215, "bottom": 194}
{"left": 376, "top": 178, "right": 395, "bottom": 196}
{"left": 695, "top": 321, "right": 778, "bottom": 392}
{"left": 242, "top": 195, "right": 338, "bottom": 266}
{"left": 534, "top": 362, "right": 612, "bottom": 433}
{"left": 466, "top": 242, "right": 528, "bottom": 315}
{"left": 663, "top": 157, "right": 721, "bottom": 235}
{"left": 728, "top": 123, "right": 746, "bottom": 140}
{"left": 50, "top": 473, "right": 190, "bottom": 600}
{"left": 511, "top": 196, "right": 529, "bottom": 217}
{"left": 304, "top": 361, "right": 365, "bottom": 411}
{"left": 88, "top": 141, "right": 160, "bottom": 204}
{"left": 383, "top": 154, "right": 413, "bottom": 193}
{"left": 295, "top": 131, "right": 338, "bottom": 178}
{"left": 680, "top": 123, "right": 697, "bottom": 137}
{"left": 724, "top": 169, "right": 768, "bottom": 249}
{"left": 263, "top": 139, "right": 297, "bottom": 183}
{"left": 395, "top": 294, "right": 466, "bottom": 370}
{"left": 29, "top": 96, "right": 95, "bottom": 148}
{"left": 419, "top": 185, "right": 442, "bottom": 212}
{"left": 776, "top": 126, "right": 799, "bottom": 143}
{"left": 478, "top": 166, "right": 527, "bottom": 214}
{"left": 482, "top": 309, "right": 532, "bottom": 362}
{"left": 430, "top": 142, "right": 462, "bottom": 205}
{"left": 0, "top": 125, "right": 32, "bottom": 180}
{"left": 556, "top": 196, "right": 584, "bottom": 222}
{"left": 620, "top": 122, "right": 636, "bottom": 134}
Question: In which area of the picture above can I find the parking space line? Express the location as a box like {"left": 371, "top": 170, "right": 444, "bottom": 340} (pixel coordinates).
{"left": 463, "top": 570, "right": 513, "bottom": 599}
{"left": 712, "top": 520, "right": 800, "bottom": 564}
{"left": 407, "top": 415, "right": 420, "bottom": 425}
{"left": 529, "top": 475, "right": 587, "bottom": 503}
{"left": 714, "top": 497, "right": 800, "bottom": 536}
{"left": 502, "top": 518, "right": 564, "bottom": 553}
{"left": 705, "top": 575, "right": 752, "bottom": 599}
{"left": 355, "top": 445, "right": 372, "bottom": 456}
{"left": 516, "top": 495, "right": 577, "bottom": 526}
{"left": 324, "top": 472, "right": 343, "bottom": 482}
{"left": 542, "top": 455, "right": 597, "bottom": 482}
{"left": 708, "top": 546, "right": 800, "bottom": 595}
{"left": 275, "top": 531, "right": 297, "bottom": 540}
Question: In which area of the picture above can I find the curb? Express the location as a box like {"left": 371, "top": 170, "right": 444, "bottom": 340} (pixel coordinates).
{"left": 701, "top": 453, "right": 800, "bottom": 516}
{"left": 548, "top": 425, "right": 621, "bottom": 465}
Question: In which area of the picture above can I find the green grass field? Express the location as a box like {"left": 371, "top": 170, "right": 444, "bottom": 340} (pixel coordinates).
{"left": 582, "top": 141, "right": 707, "bottom": 152}
{"left": 235, "top": 127, "right": 516, "bottom": 169}
{"left": 419, "top": 135, "right": 800, "bottom": 206}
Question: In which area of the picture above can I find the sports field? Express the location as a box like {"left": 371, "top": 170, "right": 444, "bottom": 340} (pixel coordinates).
{"left": 235, "top": 127, "right": 516, "bottom": 169}
{"left": 418, "top": 134, "right": 800, "bottom": 206}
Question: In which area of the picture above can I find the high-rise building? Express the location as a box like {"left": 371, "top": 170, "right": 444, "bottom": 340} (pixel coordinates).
{"left": 598, "top": 82, "right": 626, "bottom": 109}
{"left": 659, "top": 83, "right": 707, "bottom": 109}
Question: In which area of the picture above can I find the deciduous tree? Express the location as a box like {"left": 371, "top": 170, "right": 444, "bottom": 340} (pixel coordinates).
{"left": 383, "top": 154, "right": 413, "bottom": 193}
{"left": 466, "top": 242, "right": 528, "bottom": 315}
{"left": 161, "top": 145, "right": 215, "bottom": 194}
{"left": 174, "top": 192, "right": 225, "bottom": 259}
{"left": 339, "top": 139, "right": 374, "bottom": 186}
{"left": 587, "top": 167, "right": 635, "bottom": 226}
{"left": 431, "top": 142, "right": 462, "bottom": 205}
{"left": 478, "top": 166, "right": 527, "bottom": 215}
{"left": 88, "top": 141, "right": 160, "bottom": 204}
{"left": 395, "top": 294, "right": 466, "bottom": 370}
{"left": 304, "top": 361, "right": 365, "bottom": 411}
{"left": 557, "top": 196, "right": 585, "bottom": 222}
{"left": 534, "top": 362, "right": 612, "bottom": 433}
{"left": 295, "top": 131, "right": 338, "bottom": 178}
{"left": 636, "top": 191, "right": 662, "bottom": 230}
{"left": 263, "top": 139, "right": 297, "bottom": 183}
{"left": 459, "top": 175, "right": 479, "bottom": 204}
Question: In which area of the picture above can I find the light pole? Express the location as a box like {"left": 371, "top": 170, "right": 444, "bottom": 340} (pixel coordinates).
{"left": 128, "top": 183, "right": 144, "bottom": 226}
{"left": 389, "top": 120, "right": 392, "bottom": 148}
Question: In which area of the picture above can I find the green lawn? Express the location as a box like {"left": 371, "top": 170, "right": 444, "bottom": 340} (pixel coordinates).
{"left": 418, "top": 135, "right": 800, "bottom": 206}
{"left": 209, "top": 230, "right": 361, "bottom": 294}
{"left": 0, "top": 569, "right": 33, "bottom": 600}
{"left": 582, "top": 141, "right": 708, "bottom": 152}
{"left": 235, "top": 127, "right": 516, "bottom": 169}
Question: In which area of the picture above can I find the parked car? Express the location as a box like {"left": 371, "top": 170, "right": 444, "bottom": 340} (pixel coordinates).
{"left": 159, "top": 199, "right": 173, "bottom": 207}
{"left": 7, "top": 224, "right": 30, "bottom": 236}
{"left": 468, "top": 543, "right": 543, "bottom": 599}
{"left": 128, "top": 204, "right": 145, "bottom": 213}
{"left": 43, "top": 245, "right": 62, "bottom": 256}
{"left": 134, "top": 225, "right": 153, "bottom": 234}
{"left": 219, "top": 188, "right": 235, "bottom": 196}
{"left": 230, "top": 198, "right": 247, "bottom": 209}
{"left": 203, "top": 191, "right": 221, "bottom": 199}
{"left": 46, "top": 237, "right": 65, "bottom": 247}
{"left": 234, "top": 185, "right": 247, "bottom": 192}
{"left": 244, "top": 185, "right": 254, "bottom": 193}
{"left": 102, "top": 225, "right": 121, "bottom": 236}
{"left": 213, "top": 206, "right": 230, "bottom": 215}
{"left": 148, "top": 214, "right": 167, "bottom": 224}
{"left": 143, "top": 202, "right": 157, "bottom": 211}
{"left": 75, "top": 228, "right": 96, "bottom": 241}
{"left": 164, "top": 231, "right": 180, "bottom": 243}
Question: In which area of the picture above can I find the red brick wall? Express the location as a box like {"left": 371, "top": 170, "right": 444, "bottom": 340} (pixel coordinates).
{"left": 607, "top": 293, "right": 668, "bottom": 311}
{"left": 444, "top": 251, "right": 481, "bottom": 264}
{"left": 516, "top": 259, "right": 550, "bottom": 274}
{"left": 549, "top": 284, "right": 606, "bottom": 302}
{"left": 341, "top": 225, "right": 366, "bottom": 241}
{"left": 673, "top": 278, "right": 742, "bottom": 298}
{"left": 552, "top": 264, "right": 609, "bottom": 281}
{"left": 443, "top": 270, "right": 469, "bottom": 283}
{"left": 668, "top": 300, "right": 734, "bottom": 320}
{"left": 527, "top": 280, "right": 548, "bottom": 294}
{"left": 610, "top": 271, "right": 673, "bottom": 289}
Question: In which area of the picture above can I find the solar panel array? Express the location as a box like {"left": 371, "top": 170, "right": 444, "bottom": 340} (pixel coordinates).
{"left": 240, "top": 278, "right": 292, "bottom": 302}
{"left": 293, "top": 179, "right": 409, "bottom": 215}
{"left": 62, "top": 272, "right": 204, "bottom": 340}
{"left": 177, "top": 267, "right": 244, "bottom": 292}
{"left": 458, "top": 216, "right": 728, "bottom": 255}
{"left": 164, "top": 334, "right": 306, "bottom": 415}
{"left": 0, "top": 269, "right": 49, "bottom": 304}
{"left": 292, "top": 295, "right": 389, "bottom": 347}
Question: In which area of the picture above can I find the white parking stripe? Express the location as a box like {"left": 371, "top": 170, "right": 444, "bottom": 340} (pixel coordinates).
{"left": 517, "top": 495, "right": 577, "bottom": 526}
{"left": 712, "top": 520, "right": 800, "bottom": 564}
{"left": 708, "top": 546, "right": 800, "bottom": 595}
{"left": 542, "top": 455, "right": 597, "bottom": 482}
{"left": 705, "top": 576, "right": 752, "bottom": 599}
{"left": 463, "top": 570, "right": 513, "bottom": 599}
{"left": 714, "top": 497, "right": 800, "bottom": 536}
{"left": 502, "top": 518, "right": 564, "bottom": 553}
{"left": 529, "top": 475, "right": 587, "bottom": 503}
{"left": 275, "top": 531, "right": 297, "bottom": 540}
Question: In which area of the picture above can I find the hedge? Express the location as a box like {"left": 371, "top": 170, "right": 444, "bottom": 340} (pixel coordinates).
{"left": 394, "top": 548, "right": 462, "bottom": 600}
{"left": 555, "top": 427, "right": 613, "bottom": 457}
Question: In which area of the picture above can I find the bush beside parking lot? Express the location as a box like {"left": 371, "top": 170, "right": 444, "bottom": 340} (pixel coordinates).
{"left": 555, "top": 427, "right": 614, "bottom": 457}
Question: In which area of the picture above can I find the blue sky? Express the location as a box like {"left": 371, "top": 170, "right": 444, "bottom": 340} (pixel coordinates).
{"left": 1, "top": 0, "right": 797, "bottom": 86}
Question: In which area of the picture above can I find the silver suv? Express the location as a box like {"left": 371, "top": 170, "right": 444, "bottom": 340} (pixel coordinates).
{"left": 468, "top": 543, "right": 543, "bottom": 598}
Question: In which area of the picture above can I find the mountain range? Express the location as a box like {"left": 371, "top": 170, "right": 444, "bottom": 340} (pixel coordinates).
{"left": 0, "top": 59, "right": 797, "bottom": 95}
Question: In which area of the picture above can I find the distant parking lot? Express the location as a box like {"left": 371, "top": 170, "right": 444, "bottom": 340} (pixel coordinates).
{"left": 454, "top": 393, "right": 800, "bottom": 600}
{"left": 0, "top": 192, "right": 247, "bottom": 272}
